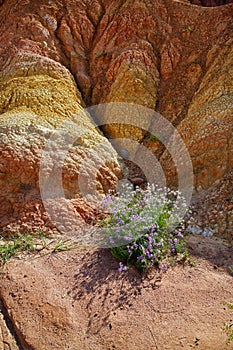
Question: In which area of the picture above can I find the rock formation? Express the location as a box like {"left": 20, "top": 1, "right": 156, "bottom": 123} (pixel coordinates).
{"left": 0, "top": 0, "right": 232, "bottom": 243}
{"left": 0, "top": 1, "right": 233, "bottom": 349}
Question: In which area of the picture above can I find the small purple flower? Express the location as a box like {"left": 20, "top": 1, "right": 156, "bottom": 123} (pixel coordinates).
{"left": 124, "top": 235, "right": 133, "bottom": 241}
{"left": 118, "top": 262, "right": 128, "bottom": 272}
{"left": 109, "top": 236, "right": 115, "bottom": 245}
{"left": 161, "top": 263, "right": 168, "bottom": 272}
{"left": 147, "top": 244, "right": 152, "bottom": 251}
{"left": 137, "top": 256, "right": 144, "bottom": 262}
{"left": 127, "top": 245, "right": 133, "bottom": 254}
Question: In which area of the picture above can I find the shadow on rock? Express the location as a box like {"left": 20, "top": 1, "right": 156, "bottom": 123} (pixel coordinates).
{"left": 68, "top": 248, "right": 161, "bottom": 334}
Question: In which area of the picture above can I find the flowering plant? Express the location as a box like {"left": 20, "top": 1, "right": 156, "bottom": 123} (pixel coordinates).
{"left": 99, "top": 183, "right": 189, "bottom": 272}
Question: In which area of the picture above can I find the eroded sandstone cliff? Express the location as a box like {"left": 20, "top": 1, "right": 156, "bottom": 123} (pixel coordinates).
{"left": 0, "top": 0, "right": 232, "bottom": 242}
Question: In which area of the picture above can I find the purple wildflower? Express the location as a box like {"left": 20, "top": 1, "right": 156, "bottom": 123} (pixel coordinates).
{"left": 109, "top": 236, "right": 115, "bottom": 245}
{"left": 118, "top": 262, "right": 128, "bottom": 272}
{"left": 123, "top": 235, "right": 133, "bottom": 242}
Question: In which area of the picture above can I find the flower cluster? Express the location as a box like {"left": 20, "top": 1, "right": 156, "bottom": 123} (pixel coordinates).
{"left": 100, "top": 183, "right": 189, "bottom": 272}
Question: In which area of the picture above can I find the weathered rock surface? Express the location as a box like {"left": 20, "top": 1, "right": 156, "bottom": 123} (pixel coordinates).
{"left": 1, "top": 1, "right": 233, "bottom": 349}
{"left": 0, "top": 1, "right": 123, "bottom": 235}
{"left": 0, "top": 242, "right": 232, "bottom": 349}
{"left": 178, "top": 38, "right": 232, "bottom": 192}
{"left": 0, "top": 300, "right": 19, "bottom": 350}
{"left": 0, "top": 62, "right": 122, "bottom": 235}
{"left": 190, "top": 170, "right": 233, "bottom": 244}
{"left": 0, "top": 259, "right": 89, "bottom": 349}
{"left": 0, "top": 1, "right": 232, "bottom": 235}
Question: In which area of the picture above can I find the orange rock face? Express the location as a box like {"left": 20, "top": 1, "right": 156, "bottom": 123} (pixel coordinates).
{"left": 0, "top": 0, "right": 232, "bottom": 241}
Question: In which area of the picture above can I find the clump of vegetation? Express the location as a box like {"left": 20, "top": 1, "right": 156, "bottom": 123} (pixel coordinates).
{"left": 99, "top": 183, "right": 190, "bottom": 272}
{"left": 222, "top": 301, "right": 233, "bottom": 345}
{"left": 51, "top": 239, "right": 75, "bottom": 252}
{"left": 0, "top": 234, "right": 36, "bottom": 265}
{"left": 149, "top": 133, "right": 161, "bottom": 142}
{"left": 0, "top": 233, "right": 76, "bottom": 265}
